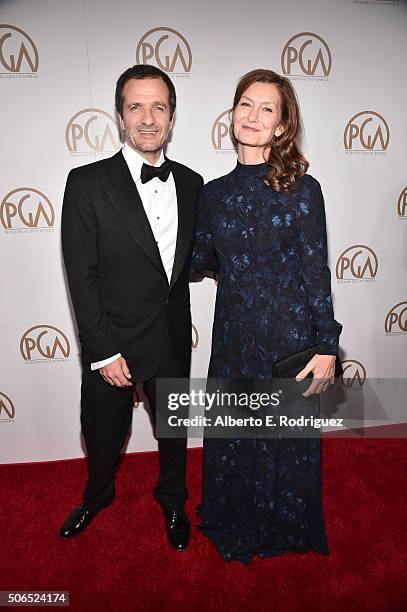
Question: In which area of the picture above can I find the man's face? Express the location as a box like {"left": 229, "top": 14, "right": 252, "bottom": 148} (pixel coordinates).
{"left": 118, "top": 77, "right": 173, "bottom": 161}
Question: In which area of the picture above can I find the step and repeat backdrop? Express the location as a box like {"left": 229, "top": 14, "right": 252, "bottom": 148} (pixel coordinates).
{"left": 1, "top": 0, "right": 406, "bottom": 462}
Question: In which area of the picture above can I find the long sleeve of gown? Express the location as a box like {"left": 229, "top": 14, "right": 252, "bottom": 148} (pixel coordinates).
{"left": 296, "top": 178, "right": 342, "bottom": 355}
{"left": 191, "top": 188, "right": 218, "bottom": 274}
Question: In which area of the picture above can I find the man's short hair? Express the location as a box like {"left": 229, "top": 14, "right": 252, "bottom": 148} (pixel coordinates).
{"left": 115, "top": 64, "right": 176, "bottom": 119}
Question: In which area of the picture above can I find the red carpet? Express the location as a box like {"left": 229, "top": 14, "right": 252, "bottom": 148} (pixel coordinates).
{"left": 0, "top": 438, "right": 406, "bottom": 611}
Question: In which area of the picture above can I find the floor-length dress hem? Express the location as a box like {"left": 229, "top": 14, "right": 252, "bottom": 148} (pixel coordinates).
{"left": 196, "top": 514, "right": 330, "bottom": 565}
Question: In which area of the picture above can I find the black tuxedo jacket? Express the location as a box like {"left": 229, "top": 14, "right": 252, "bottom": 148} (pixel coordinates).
{"left": 61, "top": 150, "right": 203, "bottom": 381}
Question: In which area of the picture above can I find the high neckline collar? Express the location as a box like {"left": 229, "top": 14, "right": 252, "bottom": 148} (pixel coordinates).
{"left": 235, "top": 159, "right": 269, "bottom": 173}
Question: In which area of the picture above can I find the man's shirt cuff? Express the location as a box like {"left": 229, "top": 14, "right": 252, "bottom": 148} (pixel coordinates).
{"left": 90, "top": 353, "right": 121, "bottom": 370}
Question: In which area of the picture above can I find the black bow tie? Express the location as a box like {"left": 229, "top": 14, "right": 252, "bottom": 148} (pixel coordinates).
{"left": 140, "top": 160, "right": 172, "bottom": 184}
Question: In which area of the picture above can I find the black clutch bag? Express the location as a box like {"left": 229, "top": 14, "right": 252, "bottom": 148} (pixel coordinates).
{"left": 273, "top": 345, "right": 343, "bottom": 379}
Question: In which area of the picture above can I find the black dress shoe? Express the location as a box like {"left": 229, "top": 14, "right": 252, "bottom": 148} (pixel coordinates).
{"left": 59, "top": 498, "right": 113, "bottom": 540}
{"left": 164, "top": 509, "right": 190, "bottom": 551}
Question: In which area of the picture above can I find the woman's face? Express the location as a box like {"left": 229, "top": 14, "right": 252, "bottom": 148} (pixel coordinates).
{"left": 232, "top": 81, "right": 284, "bottom": 151}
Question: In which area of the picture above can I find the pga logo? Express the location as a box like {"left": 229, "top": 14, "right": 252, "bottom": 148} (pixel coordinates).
{"left": 20, "top": 325, "right": 70, "bottom": 361}
{"left": 344, "top": 111, "right": 389, "bottom": 152}
{"left": 66, "top": 109, "right": 120, "bottom": 153}
{"left": 281, "top": 32, "right": 331, "bottom": 77}
{"left": 1, "top": 188, "right": 54, "bottom": 231}
{"left": 0, "top": 24, "right": 39, "bottom": 73}
{"left": 136, "top": 27, "right": 192, "bottom": 74}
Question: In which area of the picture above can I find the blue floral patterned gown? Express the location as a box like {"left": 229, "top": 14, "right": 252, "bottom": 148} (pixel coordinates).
{"left": 191, "top": 160, "right": 342, "bottom": 564}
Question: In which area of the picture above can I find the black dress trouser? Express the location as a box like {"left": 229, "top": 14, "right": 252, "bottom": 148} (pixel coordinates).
{"left": 80, "top": 326, "right": 188, "bottom": 512}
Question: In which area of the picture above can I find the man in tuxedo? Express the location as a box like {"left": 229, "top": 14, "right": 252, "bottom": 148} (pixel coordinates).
{"left": 60, "top": 64, "right": 203, "bottom": 550}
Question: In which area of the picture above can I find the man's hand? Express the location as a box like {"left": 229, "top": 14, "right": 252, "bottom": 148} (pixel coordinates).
{"left": 99, "top": 356, "right": 132, "bottom": 387}
{"left": 295, "top": 354, "right": 336, "bottom": 397}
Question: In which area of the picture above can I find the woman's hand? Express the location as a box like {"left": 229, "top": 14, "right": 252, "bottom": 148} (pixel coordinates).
{"left": 295, "top": 354, "right": 336, "bottom": 397}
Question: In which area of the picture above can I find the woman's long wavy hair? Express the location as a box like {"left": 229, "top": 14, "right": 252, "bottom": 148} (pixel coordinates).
{"left": 232, "top": 69, "right": 308, "bottom": 192}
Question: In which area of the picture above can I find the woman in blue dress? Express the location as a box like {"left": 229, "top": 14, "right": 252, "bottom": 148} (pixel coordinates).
{"left": 191, "top": 69, "right": 342, "bottom": 564}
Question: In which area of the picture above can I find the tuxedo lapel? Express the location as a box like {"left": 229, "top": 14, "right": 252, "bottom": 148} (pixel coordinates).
{"left": 102, "top": 151, "right": 167, "bottom": 280}
{"left": 169, "top": 162, "right": 196, "bottom": 290}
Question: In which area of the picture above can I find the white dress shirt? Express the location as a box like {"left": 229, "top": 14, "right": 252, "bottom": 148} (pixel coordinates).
{"left": 91, "top": 143, "right": 178, "bottom": 371}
